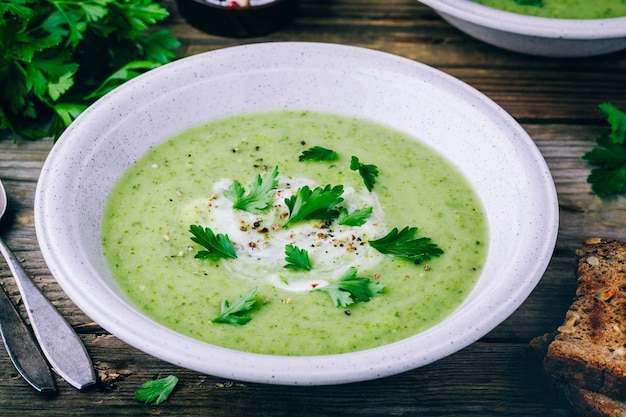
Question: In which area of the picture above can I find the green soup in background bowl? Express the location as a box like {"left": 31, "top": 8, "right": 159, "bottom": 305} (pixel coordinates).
{"left": 419, "top": 0, "right": 626, "bottom": 56}
{"left": 34, "top": 42, "right": 558, "bottom": 385}
{"left": 473, "top": 0, "right": 626, "bottom": 19}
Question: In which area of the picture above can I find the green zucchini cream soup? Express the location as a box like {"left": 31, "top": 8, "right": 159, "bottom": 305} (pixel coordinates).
{"left": 472, "top": 0, "right": 626, "bottom": 19}
{"left": 102, "top": 111, "right": 488, "bottom": 356}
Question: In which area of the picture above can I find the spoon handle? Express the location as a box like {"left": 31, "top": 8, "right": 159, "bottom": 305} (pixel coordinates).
{"left": 0, "top": 238, "right": 96, "bottom": 389}
{"left": 0, "top": 281, "right": 56, "bottom": 392}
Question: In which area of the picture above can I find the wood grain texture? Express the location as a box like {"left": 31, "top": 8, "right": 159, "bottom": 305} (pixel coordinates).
{"left": 1, "top": 0, "right": 626, "bottom": 414}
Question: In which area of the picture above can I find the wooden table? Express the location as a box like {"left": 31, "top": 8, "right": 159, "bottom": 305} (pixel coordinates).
{"left": 1, "top": 0, "right": 625, "bottom": 415}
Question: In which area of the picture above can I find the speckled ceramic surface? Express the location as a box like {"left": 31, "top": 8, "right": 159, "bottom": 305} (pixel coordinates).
{"left": 34, "top": 42, "right": 558, "bottom": 385}
{"left": 419, "top": 0, "right": 626, "bottom": 57}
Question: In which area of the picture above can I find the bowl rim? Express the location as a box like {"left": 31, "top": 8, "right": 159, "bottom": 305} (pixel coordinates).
{"left": 34, "top": 41, "right": 559, "bottom": 385}
{"left": 418, "top": 0, "right": 626, "bottom": 39}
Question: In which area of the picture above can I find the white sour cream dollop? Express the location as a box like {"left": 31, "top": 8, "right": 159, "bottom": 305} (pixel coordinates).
{"left": 183, "top": 176, "right": 386, "bottom": 292}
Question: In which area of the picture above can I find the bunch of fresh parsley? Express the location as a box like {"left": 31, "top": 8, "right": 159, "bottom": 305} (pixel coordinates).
{"left": 0, "top": 0, "right": 180, "bottom": 141}
{"left": 582, "top": 103, "right": 626, "bottom": 197}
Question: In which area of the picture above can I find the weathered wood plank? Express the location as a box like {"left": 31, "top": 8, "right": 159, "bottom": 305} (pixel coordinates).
{"left": 0, "top": 337, "right": 573, "bottom": 416}
{"left": 1, "top": 0, "right": 625, "bottom": 414}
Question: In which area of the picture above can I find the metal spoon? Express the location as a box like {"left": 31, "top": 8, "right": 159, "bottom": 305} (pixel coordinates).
{"left": 0, "top": 179, "right": 96, "bottom": 390}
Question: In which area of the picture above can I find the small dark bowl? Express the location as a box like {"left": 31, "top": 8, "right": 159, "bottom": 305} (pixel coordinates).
{"left": 176, "top": 0, "right": 299, "bottom": 37}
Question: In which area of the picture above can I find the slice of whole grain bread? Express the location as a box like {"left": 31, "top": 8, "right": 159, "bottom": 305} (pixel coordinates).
{"left": 558, "top": 384, "right": 626, "bottom": 417}
{"left": 543, "top": 238, "right": 626, "bottom": 402}
{"left": 530, "top": 332, "right": 626, "bottom": 417}
{"left": 531, "top": 237, "right": 626, "bottom": 417}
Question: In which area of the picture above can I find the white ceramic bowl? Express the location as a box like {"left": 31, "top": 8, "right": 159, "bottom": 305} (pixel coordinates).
{"left": 419, "top": 0, "right": 626, "bottom": 57}
{"left": 34, "top": 42, "right": 558, "bottom": 385}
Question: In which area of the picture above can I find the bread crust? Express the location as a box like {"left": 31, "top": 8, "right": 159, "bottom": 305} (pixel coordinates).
{"left": 532, "top": 238, "right": 626, "bottom": 416}
{"left": 544, "top": 238, "right": 626, "bottom": 401}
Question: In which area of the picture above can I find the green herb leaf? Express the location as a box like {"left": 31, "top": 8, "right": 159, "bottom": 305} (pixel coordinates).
{"left": 582, "top": 103, "right": 626, "bottom": 197}
{"left": 350, "top": 156, "right": 379, "bottom": 192}
{"left": 599, "top": 102, "right": 626, "bottom": 144}
{"left": 189, "top": 225, "right": 237, "bottom": 260}
{"left": 0, "top": 0, "right": 180, "bottom": 142}
{"left": 284, "top": 244, "right": 312, "bottom": 271}
{"left": 224, "top": 166, "right": 279, "bottom": 214}
{"left": 299, "top": 146, "right": 337, "bottom": 161}
{"left": 513, "top": 0, "right": 543, "bottom": 5}
{"left": 283, "top": 184, "right": 344, "bottom": 227}
{"left": 369, "top": 226, "right": 443, "bottom": 263}
{"left": 84, "top": 60, "right": 162, "bottom": 100}
{"left": 314, "top": 267, "right": 385, "bottom": 307}
{"left": 134, "top": 375, "right": 178, "bottom": 405}
{"left": 48, "top": 103, "right": 88, "bottom": 136}
{"left": 337, "top": 207, "right": 373, "bottom": 226}
{"left": 212, "top": 287, "right": 257, "bottom": 326}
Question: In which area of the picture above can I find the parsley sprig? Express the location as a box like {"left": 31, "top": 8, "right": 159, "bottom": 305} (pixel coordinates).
{"left": 134, "top": 375, "right": 179, "bottom": 405}
{"left": 283, "top": 184, "right": 344, "bottom": 227}
{"left": 369, "top": 226, "right": 443, "bottom": 263}
{"left": 189, "top": 225, "right": 237, "bottom": 260}
{"left": 350, "top": 156, "right": 379, "bottom": 191}
{"left": 212, "top": 288, "right": 257, "bottom": 326}
{"left": 314, "top": 267, "right": 385, "bottom": 307}
{"left": 337, "top": 207, "right": 373, "bottom": 226}
{"left": 224, "top": 165, "right": 279, "bottom": 213}
{"left": 0, "top": 0, "right": 180, "bottom": 141}
{"left": 582, "top": 103, "right": 626, "bottom": 197}
{"left": 299, "top": 146, "right": 337, "bottom": 161}
{"left": 284, "top": 244, "right": 312, "bottom": 271}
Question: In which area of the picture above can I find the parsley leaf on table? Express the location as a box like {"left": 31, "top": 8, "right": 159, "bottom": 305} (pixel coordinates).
{"left": 189, "top": 225, "right": 238, "bottom": 260}
{"left": 350, "top": 156, "right": 379, "bottom": 192}
{"left": 134, "top": 374, "right": 178, "bottom": 405}
{"left": 369, "top": 226, "right": 443, "bottom": 264}
{"left": 224, "top": 165, "right": 279, "bottom": 214}
{"left": 283, "top": 184, "right": 344, "bottom": 227}
{"left": 337, "top": 206, "right": 373, "bottom": 227}
{"left": 299, "top": 146, "right": 337, "bottom": 162}
{"left": 582, "top": 103, "right": 626, "bottom": 197}
{"left": 284, "top": 244, "right": 312, "bottom": 271}
{"left": 600, "top": 102, "right": 626, "bottom": 144}
{"left": 0, "top": 0, "right": 180, "bottom": 141}
{"left": 314, "top": 267, "right": 385, "bottom": 307}
{"left": 212, "top": 287, "right": 258, "bottom": 326}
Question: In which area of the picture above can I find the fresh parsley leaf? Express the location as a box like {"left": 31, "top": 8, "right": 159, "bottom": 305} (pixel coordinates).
{"left": 283, "top": 184, "right": 344, "bottom": 227}
{"left": 350, "top": 156, "right": 379, "bottom": 192}
{"left": 599, "top": 102, "right": 626, "bottom": 144}
{"left": 134, "top": 375, "right": 178, "bottom": 405}
{"left": 514, "top": 0, "right": 543, "bottom": 6}
{"left": 224, "top": 166, "right": 279, "bottom": 214}
{"left": 284, "top": 244, "right": 312, "bottom": 271}
{"left": 314, "top": 267, "right": 385, "bottom": 307}
{"left": 0, "top": 0, "right": 180, "bottom": 142}
{"left": 189, "top": 225, "right": 238, "bottom": 260}
{"left": 49, "top": 103, "right": 88, "bottom": 136}
{"left": 582, "top": 103, "right": 626, "bottom": 197}
{"left": 299, "top": 146, "right": 337, "bottom": 161}
{"left": 212, "top": 287, "right": 257, "bottom": 326}
{"left": 369, "top": 226, "right": 443, "bottom": 263}
{"left": 337, "top": 207, "right": 373, "bottom": 226}
{"left": 84, "top": 60, "right": 162, "bottom": 99}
